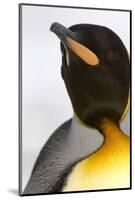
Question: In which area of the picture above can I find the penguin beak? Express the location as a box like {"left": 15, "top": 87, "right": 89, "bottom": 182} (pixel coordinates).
{"left": 50, "top": 22, "right": 76, "bottom": 46}
{"left": 50, "top": 22, "right": 99, "bottom": 66}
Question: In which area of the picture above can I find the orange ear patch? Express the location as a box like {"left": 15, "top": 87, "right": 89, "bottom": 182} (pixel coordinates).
{"left": 67, "top": 37, "right": 99, "bottom": 66}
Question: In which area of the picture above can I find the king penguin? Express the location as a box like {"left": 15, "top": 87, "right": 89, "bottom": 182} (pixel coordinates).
{"left": 23, "top": 22, "right": 130, "bottom": 195}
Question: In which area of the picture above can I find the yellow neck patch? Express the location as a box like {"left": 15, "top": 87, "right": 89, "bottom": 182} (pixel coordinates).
{"left": 62, "top": 120, "right": 130, "bottom": 192}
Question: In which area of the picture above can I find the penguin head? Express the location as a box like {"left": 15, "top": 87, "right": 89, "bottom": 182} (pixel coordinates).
{"left": 50, "top": 22, "right": 130, "bottom": 128}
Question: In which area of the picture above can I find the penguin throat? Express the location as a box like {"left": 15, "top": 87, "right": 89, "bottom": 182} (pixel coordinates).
{"left": 74, "top": 113, "right": 127, "bottom": 140}
{"left": 99, "top": 119, "right": 126, "bottom": 139}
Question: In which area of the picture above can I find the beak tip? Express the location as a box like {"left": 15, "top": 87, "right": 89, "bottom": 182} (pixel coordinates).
{"left": 50, "top": 22, "right": 60, "bottom": 33}
{"left": 50, "top": 22, "right": 75, "bottom": 45}
{"left": 50, "top": 22, "right": 67, "bottom": 43}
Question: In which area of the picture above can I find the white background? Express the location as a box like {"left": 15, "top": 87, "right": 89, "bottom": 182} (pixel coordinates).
{"left": 0, "top": 0, "right": 134, "bottom": 200}
{"left": 22, "top": 4, "right": 130, "bottom": 191}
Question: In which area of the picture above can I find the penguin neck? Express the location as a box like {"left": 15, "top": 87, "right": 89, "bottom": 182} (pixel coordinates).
{"left": 100, "top": 119, "right": 122, "bottom": 136}
{"left": 69, "top": 115, "right": 104, "bottom": 153}
{"left": 72, "top": 116, "right": 128, "bottom": 145}
{"left": 98, "top": 119, "right": 129, "bottom": 147}
{"left": 73, "top": 114, "right": 122, "bottom": 138}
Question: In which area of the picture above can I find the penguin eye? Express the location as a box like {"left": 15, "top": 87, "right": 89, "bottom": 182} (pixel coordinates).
{"left": 106, "top": 50, "right": 120, "bottom": 62}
